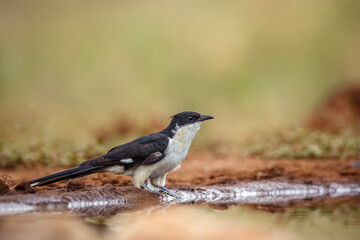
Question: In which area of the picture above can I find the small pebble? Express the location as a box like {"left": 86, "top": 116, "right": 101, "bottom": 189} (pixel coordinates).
{"left": 67, "top": 180, "right": 85, "bottom": 191}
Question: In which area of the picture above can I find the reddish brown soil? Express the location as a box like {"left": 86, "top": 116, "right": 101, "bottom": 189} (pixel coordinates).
{"left": 0, "top": 151, "right": 359, "bottom": 192}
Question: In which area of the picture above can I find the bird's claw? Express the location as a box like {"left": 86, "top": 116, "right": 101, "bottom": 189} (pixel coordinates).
{"left": 142, "top": 183, "right": 181, "bottom": 199}
{"left": 158, "top": 186, "right": 181, "bottom": 199}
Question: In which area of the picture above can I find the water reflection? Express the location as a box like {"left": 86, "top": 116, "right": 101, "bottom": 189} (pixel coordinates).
{"left": 88, "top": 203, "right": 360, "bottom": 240}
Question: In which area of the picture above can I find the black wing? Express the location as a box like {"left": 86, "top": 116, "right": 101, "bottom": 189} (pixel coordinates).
{"left": 80, "top": 133, "right": 169, "bottom": 167}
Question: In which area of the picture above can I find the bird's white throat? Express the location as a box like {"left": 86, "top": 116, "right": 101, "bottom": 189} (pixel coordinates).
{"left": 168, "top": 122, "right": 202, "bottom": 158}
{"left": 172, "top": 122, "right": 201, "bottom": 142}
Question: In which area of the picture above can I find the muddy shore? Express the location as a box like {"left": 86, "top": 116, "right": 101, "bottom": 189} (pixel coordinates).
{"left": 0, "top": 151, "right": 359, "bottom": 217}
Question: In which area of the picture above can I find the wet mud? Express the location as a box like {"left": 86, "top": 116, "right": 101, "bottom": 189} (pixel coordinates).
{"left": 0, "top": 179, "right": 359, "bottom": 218}
{"left": 0, "top": 153, "right": 359, "bottom": 218}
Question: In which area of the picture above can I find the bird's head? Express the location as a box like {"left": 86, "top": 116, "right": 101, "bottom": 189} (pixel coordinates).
{"left": 170, "top": 111, "right": 214, "bottom": 127}
{"left": 166, "top": 111, "right": 213, "bottom": 136}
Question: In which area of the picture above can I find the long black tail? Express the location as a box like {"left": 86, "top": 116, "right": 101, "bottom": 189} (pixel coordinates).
{"left": 29, "top": 165, "right": 105, "bottom": 187}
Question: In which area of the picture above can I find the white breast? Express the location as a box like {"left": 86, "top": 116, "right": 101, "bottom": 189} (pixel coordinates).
{"left": 149, "top": 122, "right": 201, "bottom": 177}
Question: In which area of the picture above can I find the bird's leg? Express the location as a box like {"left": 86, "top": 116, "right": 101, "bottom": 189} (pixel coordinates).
{"left": 142, "top": 182, "right": 160, "bottom": 195}
{"left": 150, "top": 174, "right": 181, "bottom": 198}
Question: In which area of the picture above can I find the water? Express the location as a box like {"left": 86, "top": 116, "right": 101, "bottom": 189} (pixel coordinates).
{"left": 1, "top": 180, "right": 359, "bottom": 217}
{"left": 1, "top": 181, "right": 360, "bottom": 239}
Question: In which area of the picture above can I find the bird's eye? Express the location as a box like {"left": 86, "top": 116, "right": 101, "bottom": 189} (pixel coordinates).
{"left": 188, "top": 116, "right": 194, "bottom": 121}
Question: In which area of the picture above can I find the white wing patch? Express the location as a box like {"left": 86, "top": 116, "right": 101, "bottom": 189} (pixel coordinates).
{"left": 106, "top": 165, "right": 125, "bottom": 174}
{"left": 154, "top": 152, "right": 162, "bottom": 158}
{"left": 120, "top": 158, "right": 133, "bottom": 164}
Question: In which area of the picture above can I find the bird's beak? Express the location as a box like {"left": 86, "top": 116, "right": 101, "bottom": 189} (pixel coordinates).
{"left": 200, "top": 115, "right": 214, "bottom": 121}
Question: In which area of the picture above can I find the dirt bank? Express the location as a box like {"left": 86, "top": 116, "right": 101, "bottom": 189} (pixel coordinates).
{"left": 307, "top": 82, "right": 360, "bottom": 133}
{"left": 1, "top": 152, "right": 359, "bottom": 189}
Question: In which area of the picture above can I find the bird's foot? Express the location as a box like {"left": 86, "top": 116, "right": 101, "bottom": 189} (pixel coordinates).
{"left": 158, "top": 186, "right": 181, "bottom": 199}
{"left": 142, "top": 183, "right": 160, "bottom": 196}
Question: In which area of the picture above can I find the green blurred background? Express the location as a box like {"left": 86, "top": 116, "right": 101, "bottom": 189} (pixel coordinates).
{"left": 1, "top": 1, "right": 360, "bottom": 164}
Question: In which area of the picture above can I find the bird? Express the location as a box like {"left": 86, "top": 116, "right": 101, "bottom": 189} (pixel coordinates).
{"left": 29, "top": 111, "right": 213, "bottom": 197}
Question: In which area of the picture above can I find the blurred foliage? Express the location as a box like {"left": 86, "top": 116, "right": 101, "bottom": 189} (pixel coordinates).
{"left": 0, "top": 139, "right": 107, "bottom": 168}
{"left": 0, "top": 1, "right": 360, "bottom": 165}
{"left": 1, "top": 127, "right": 359, "bottom": 168}
{"left": 242, "top": 128, "right": 360, "bottom": 159}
